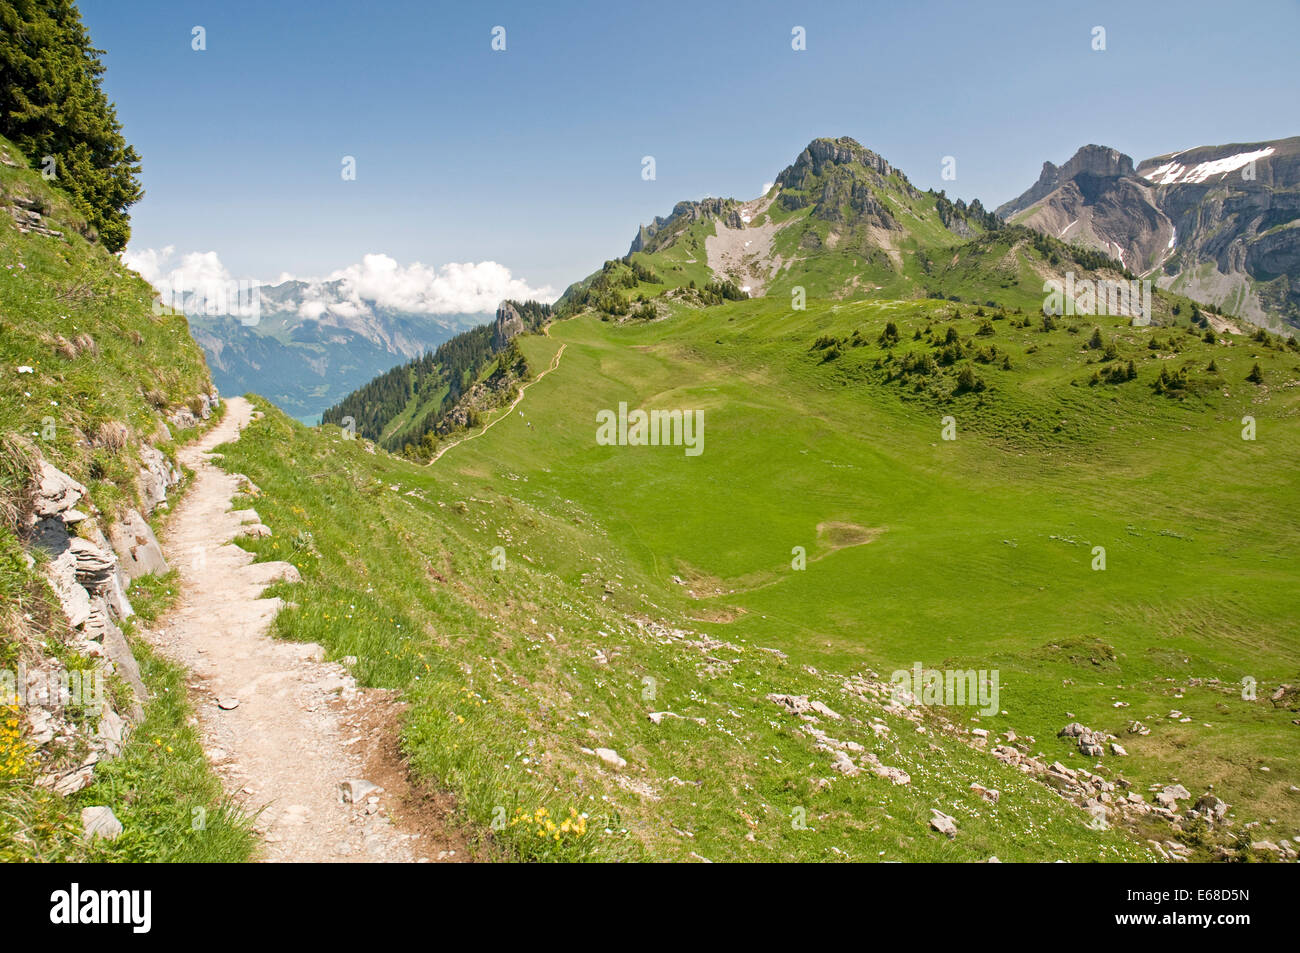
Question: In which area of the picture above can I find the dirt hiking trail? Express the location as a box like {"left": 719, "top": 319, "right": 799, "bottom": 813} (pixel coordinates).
{"left": 145, "top": 397, "right": 464, "bottom": 862}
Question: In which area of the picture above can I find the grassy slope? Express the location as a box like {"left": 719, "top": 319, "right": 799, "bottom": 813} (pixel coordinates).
{"left": 0, "top": 135, "right": 254, "bottom": 862}
{"left": 217, "top": 283, "right": 1299, "bottom": 860}
{"left": 0, "top": 134, "right": 212, "bottom": 517}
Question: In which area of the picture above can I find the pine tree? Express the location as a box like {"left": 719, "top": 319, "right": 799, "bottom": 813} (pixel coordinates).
{"left": 0, "top": 0, "right": 143, "bottom": 250}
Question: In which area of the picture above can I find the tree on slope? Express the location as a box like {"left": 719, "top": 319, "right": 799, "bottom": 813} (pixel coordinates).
{"left": 0, "top": 0, "right": 143, "bottom": 251}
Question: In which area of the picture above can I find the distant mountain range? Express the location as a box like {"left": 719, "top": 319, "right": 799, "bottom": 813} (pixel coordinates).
{"left": 997, "top": 137, "right": 1300, "bottom": 329}
{"left": 275, "top": 133, "right": 1300, "bottom": 434}
{"left": 184, "top": 278, "right": 483, "bottom": 422}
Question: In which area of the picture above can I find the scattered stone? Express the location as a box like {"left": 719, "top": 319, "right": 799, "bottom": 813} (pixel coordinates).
{"left": 970, "top": 783, "right": 1000, "bottom": 804}
{"left": 1270, "top": 684, "right": 1299, "bottom": 710}
{"left": 338, "top": 778, "right": 382, "bottom": 804}
{"left": 1110, "top": 742, "right": 1128, "bottom": 756}
{"left": 830, "top": 750, "right": 860, "bottom": 776}
{"left": 766, "top": 693, "right": 841, "bottom": 719}
{"left": 929, "top": 809, "right": 958, "bottom": 838}
{"left": 217, "top": 697, "right": 240, "bottom": 710}
{"left": 594, "top": 748, "right": 627, "bottom": 770}
{"left": 81, "top": 806, "right": 123, "bottom": 842}
{"left": 860, "top": 752, "right": 909, "bottom": 784}
{"left": 1060, "top": 721, "right": 1108, "bottom": 758}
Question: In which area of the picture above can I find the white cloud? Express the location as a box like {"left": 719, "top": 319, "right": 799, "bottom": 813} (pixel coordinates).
{"left": 122, "top": 245, "right": 260, "bottom": 320}
{"left": 319, "top": 254, "right": 556, "bottom": 315}
{"left": 123, "top": 247, "right": 557, "bottom": 321}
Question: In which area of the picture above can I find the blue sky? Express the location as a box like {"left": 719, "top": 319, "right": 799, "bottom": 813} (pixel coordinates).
{"left": 82, "top": 0, "right": 1300, "bottom": 308}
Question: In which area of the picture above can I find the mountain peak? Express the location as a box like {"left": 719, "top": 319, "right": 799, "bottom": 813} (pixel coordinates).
{"left": 776, "top": 136, "right": 899, "bottom": 189}
{"left": 996, "top": 144, "right": 1133, "bottom": 219}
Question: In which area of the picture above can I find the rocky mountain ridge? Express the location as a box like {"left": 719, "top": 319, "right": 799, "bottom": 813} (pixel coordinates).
{"left": 999, "top": 137, "right": 1300, "bottom": 329}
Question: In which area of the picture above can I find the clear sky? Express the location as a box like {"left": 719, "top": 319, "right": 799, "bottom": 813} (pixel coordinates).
{"left": 81, "top": 0, "right": 1300, "bottom": 308}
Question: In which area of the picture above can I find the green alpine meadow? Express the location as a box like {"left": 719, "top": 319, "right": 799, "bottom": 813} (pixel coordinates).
{"left": 1, "top": 0, "right": 1297, "bottom": 903}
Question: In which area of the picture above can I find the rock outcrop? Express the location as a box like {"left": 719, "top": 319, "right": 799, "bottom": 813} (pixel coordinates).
{"left": 996, "top": 145, "right": 1136, "bottom": 220}
{"left": 491, "top": 301, "right": 524, "bottom": 350}
{"left": 628, "top": 197, "right": 741, "bottom": 255}
{"left": 108, "top": 509, "right": 169, "bottom": 579}
{"left": 22, "top": 458, "right": 158, "bottom": 795}
{"left": 166, "top": 388, "right": 221, "bottom": 430}
{"left": 773, "top": 136, "right": 912, "bottom": 229}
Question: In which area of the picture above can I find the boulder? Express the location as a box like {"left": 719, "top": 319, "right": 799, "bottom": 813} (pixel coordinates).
{"left": 108, "top": 509, "right": 168, "bottom": 579}
{"left": 69, "top": 537, "right": 115, "bottom": 590}
{"left": 1156, "top": 784, "right": 1190, "bottom": 810}
{"left": 863, "top": 752, "right": 910, "bottom": 785}
{"left": 929, "top": 809, "right": 958, "bottom": 838}
{"left": 49, "top": 757, "right": 98, "bottom": 796}
{"left": 95, "top": 704, "right": 127, "bottom": 757}
{"left": 81, "top": 806, "right": 123, "bottom": 842}
{"left": 1193, "top": 794, "right": 1229, "bottom": 822}
{"left": 83, "top": 527, "right": 132, "bottom": 619}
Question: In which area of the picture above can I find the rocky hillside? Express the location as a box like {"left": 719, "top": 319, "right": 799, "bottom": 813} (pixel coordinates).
{"left": 999, "top": 137, "right": 1300, "bottom": 330}
{"left": 611, "top": 137, "right": 1002, "bottom": 302}
{"left": 0, "top": 135, "right": 240, "bottom": 858}
{"left": 552, "top": 136, "right": 1157, "bottom": 324}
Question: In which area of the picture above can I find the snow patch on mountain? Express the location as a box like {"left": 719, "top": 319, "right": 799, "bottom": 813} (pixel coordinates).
{"left": 1142, "top": 147, "right": 1276, "bottom": 186}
